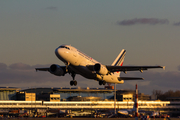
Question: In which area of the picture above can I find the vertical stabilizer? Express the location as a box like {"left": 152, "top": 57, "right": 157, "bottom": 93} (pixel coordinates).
{"left": 112, "top": 49, "right": 126, "bottom": 66}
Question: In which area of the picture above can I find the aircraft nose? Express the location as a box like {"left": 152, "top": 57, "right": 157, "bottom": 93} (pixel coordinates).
{"left": 55, "top": 47, "right": 67, "bottom": 61}
{"left": 55, "top": 47, "right": 63, "bottom": 57}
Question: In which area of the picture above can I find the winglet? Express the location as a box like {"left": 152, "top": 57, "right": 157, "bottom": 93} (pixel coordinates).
{"left": 163, "top": 66, "right": 165, "bottom": 70}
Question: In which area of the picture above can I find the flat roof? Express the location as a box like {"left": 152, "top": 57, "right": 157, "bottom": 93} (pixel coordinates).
{"left": 21, "top": 87, "right": 136, "bottom": 94}
{"left": 0, "top": 87, "right": 21, "bottom": 91}
{"left": 53, "top": 87, "right": 114, "bottom": 93}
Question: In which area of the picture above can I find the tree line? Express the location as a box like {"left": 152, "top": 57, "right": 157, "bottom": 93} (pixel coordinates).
{"left": 152, "top": 90, "right": 180, "bottom": 101}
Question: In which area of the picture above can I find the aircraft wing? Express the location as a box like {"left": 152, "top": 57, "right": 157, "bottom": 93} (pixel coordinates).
{"left": 106, "top": 66, "right": 165, "bottom": 73}
{"left": 118, "top": 77, "right": 144, "bottom": 80}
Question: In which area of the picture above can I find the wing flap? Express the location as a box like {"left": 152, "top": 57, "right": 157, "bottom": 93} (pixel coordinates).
{"left": 118, "top": 77, "right": 144, "bottom": 80}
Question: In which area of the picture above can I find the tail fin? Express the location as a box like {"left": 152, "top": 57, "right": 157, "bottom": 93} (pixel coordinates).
{"left": 132, "top": 104, "right": 136, "bottom": 112}
{"left": 112, "top": 49, "right": 126, "bottom": 66}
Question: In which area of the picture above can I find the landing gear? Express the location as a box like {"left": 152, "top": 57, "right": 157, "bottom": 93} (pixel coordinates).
{"left": 70, "top": 72, "right": 77, "bottom": 86}
{"left": 99, "top": 80, "right": 106, "bottom": 85}
{"left": 99, "top": 81, "right": 102, "bottom": 85}
{"left": 70, "top": 80, "right": 77, "bottom": 86}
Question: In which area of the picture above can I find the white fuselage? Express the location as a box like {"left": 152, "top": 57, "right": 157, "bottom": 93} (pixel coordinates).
{"left": 55, "top": 45, "right": 124, "bottom": 84}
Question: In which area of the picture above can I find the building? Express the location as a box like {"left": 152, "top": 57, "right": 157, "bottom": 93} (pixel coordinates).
{"left": 50, "top": 94, "right": 60, "bottom": 102}
{"left": 53, "top": 87, "right": 114, "bottom": 101}
{"left": 17, "top": 87, "right": 151, "bottom": 101}
{"left": 16, "top": 91, "right": 36, "bottom": 101}
{"left": 66, "top": 96, "right": 101, "bottom": 101}
{"left": 0, "top": 87, "right": 20, "bottom": 100}
{"left": 138, "top": 93, "right": 151, "bottom": 100}
{"left": 116, "top": 90, "right": 134, "bottom": 101}
{"left": 25, "top": 93, "right": 36, "bottom": 101}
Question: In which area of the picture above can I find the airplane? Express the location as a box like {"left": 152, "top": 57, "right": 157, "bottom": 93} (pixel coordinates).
{"left": 35, "top": 44, "right": 165, "bottom": 86}
{"left": 117, "top": 109, "right": 158, "bottom": 118}
{"left": 117, "top": 84, "right": 157, "bottom": 118}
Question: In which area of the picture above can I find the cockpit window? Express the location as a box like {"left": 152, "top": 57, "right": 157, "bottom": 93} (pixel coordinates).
{"left": 60, "top": 46, "right": 70, "bottom": 50}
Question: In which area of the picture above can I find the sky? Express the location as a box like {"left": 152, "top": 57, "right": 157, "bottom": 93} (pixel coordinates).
{"left": 0, "top": 0, "right": 180, "bottom": 95}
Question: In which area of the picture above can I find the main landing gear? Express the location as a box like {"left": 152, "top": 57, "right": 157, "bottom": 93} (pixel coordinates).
{"left": 70, "top": 80, "right": 77, "bottom": 86}
{"left": 70, "top": 72, "right": 77, "bottom": 86}
{"left": 99, "top": 80, "right": 106, "bottom": 85}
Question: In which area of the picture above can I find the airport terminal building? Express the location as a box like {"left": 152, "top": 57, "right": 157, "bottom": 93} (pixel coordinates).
{"left": 0, "top": 86, "right": 179, "bottom": 117}
{"left": 0, "top": 87, "right": 20, "bottom": 100}
{"left": 15, "top": 87, "right": 151, "bottom": 101}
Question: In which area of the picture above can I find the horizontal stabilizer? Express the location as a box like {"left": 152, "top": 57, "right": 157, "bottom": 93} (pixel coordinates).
{"left": 118, "top": 77, "right": 144, "bottom": 81}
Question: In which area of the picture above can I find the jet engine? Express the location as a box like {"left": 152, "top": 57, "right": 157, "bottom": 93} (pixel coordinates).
{"left": 49, "top": 64, "right": 65, "bottom": 76}
{"left": 94, "top": 63, "right": 108, "bottom": 75}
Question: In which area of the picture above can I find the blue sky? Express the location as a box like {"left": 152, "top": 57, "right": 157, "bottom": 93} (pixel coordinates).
{"left": 0, "top": 0, "right": 180, "bottom": 95}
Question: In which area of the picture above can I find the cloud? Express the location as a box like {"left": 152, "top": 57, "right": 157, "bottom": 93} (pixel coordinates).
{"left": 0, "top": 63, "right": 51, "bottom": 84}
{"left": 117, "top": 18, "right": 169, "bottom": 26}
{"left": 0, "top": 63, "right": 7, "bottom": 70}
{"left": 45, "top": 6, "right": 58, "bottom": 11}
{"left": 178, "top": 65, "right": 180, "bottom": 71}
{"left": 119, "top": 70, "right": 180, "bottom": 94}
{"left": 173, "top": 22, "right": 180, "bottom": 26}
{"left": 9, "top": 63, "right": 32, "bottom": 70}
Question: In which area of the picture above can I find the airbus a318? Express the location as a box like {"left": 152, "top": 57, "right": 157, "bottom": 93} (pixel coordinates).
{"left": 35, "top": 45, "right": 165, "bottom": 86}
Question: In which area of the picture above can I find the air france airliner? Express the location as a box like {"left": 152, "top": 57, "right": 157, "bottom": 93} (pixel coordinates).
{"left": 36, "top": 45, "right": 165, "bottom": 86}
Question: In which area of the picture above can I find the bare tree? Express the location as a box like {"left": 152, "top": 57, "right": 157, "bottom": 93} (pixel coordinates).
{"left": 152, "top": 90, "right": 180, "bottom": 101}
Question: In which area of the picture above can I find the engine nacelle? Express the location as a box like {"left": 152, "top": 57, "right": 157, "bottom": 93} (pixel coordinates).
{"left": 49, "top": 64, "right": 65, "bottom": 76}
{"left": 94, "top": 63, "right": 108, "bottom": 75}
